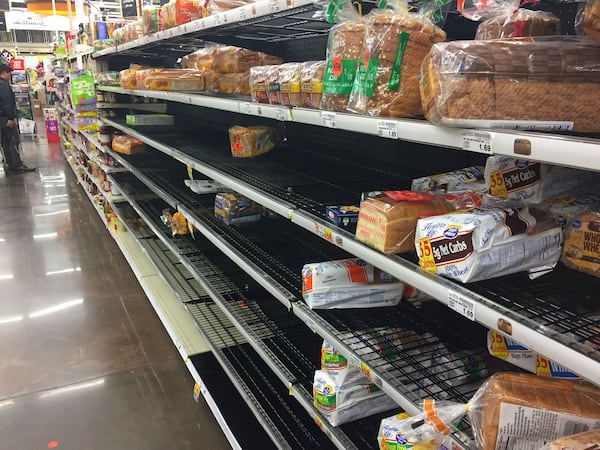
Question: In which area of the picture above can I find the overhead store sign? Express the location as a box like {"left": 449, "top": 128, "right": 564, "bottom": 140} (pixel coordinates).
{"left": 4, "top": 11, "right": 71, "bottom": 31}
{"left": 120, "top": 0, "right": 138, "bottom": 17}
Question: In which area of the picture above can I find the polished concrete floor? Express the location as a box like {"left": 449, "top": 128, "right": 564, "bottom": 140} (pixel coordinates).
{"left": 0, "top": 132, "right": 229, "bottom": 449}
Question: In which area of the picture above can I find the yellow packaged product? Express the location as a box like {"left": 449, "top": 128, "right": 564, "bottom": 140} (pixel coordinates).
{"left": 301, "top": 61, "right": 326, "bottom": 108}
{"left": 278, "top": 62, "right": 302, "bottom": 106}
{"left": 563, "top": 210, "right": 600, "bottom": 278}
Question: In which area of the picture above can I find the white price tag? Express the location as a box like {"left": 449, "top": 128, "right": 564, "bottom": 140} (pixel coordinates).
{"left": 448, "top": 290, "right": 476, "bottom": 321}
{"left": 321, "top": 111, "right": 336, "bottom": 128}
{"left": 269, "top": 0, "right": 280, "bottom": 12}
{"left": 214, "top": 14, "right": 222, "bottom": 25}
{"left": 239, "top": 102, "right": 252, "bottom": 115}
{"left": 274, "top": 108, "right": 288, "bottom": 121}
{"left": 462, "top": 130, "right": 492, "bottom": 154}
{"left": 239, "top": 8, "right": 248, "bottom": 21}
{"left": 377, "top": 120, "right": 399, "bottom": 139}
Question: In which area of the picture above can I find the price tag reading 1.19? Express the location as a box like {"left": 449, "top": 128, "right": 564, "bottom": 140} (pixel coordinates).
{"left": 448, "top": 290, "right": 476, "bottom": 321}
{"left": 377, "top": 120, "right": 399, "bottom": 139}
{"left": 462, "top": 130, "right": 492, "bottom": 154}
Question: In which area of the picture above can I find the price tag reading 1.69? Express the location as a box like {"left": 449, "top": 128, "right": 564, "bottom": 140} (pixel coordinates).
{"left": 448, "top": 290, "right": 476, "bottom": 321}
{"left": 462, "top": 130, "right": 492, "bottom": 154}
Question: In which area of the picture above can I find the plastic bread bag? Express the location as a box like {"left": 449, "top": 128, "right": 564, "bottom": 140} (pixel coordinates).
{"left": 250, "top": 65, "right": 272, "bottom": 103}
{"left": 411, "top": 166, "right": 484, "bottom": 193}
{"left": 320, "top": 340, "right": 366, "bottom": 385}
{"left": 355, "top": 190, "right": 481, "bottom": 254}
{"left": 138, "top": 69, "right": 205, "bottom": 91}
{"left": 301, "top": 258, "right": 404, "bottom": 308}
{"left": 172, "top": 0, "right": 202, "bottom": 26}
{"left": 142, "top": 5, "right": 163, "bottom": 34}
{"left": 457, "top": 0, "right": 519, "bottom": 21}
{"left": 475, "top": 8, "right": 560, "bottom": 40}
{"left": 202, "top": 69, "right": 219, "bottom": 92}
{"left": 266, "top": 65, "right": 281, "bottom": 105}
{"left": 576, "top": 0, "right": 600, "bottom": 40}
{"left": 112, "top": 135, "right": 144, "bottom": 155}
{"left": 278, "top": 62, "right": 302, "bottom": 106}
{"left": 378, "top": 400, "right": 469, "bottom": 450}
{"left": 301, "top": 61, "right": 326, "bottom": 108}
{"left": 468, "top": 373, "right": 600, "bottom": 450}
{"left": 258, "top": 52, "right": 284, "bottom": 66}
{"left": 212, "top": 46, "right": 260, "bottom": 73}
{"left": 207, "top": 0, "right": 256, "bottom": 14}
{"left": 228, "top": 125, "right": 279, "bottom": 158}
{"left": 415, "top": 205, "right": 563, "bottom": 283}
{"left": 563, "top": 210, "right": 600, "bottom": 278}
{"left": 539, "top": 430, "right": 600, "bottom": 450}
{"left": 181, "top": 46, "right": 219, "bottom": 70}
{"left": 214, "top": 192, "right": 262, "bottom": 226}
{"left": 484, "top": 156, "right": 600, "bottom": 204}
{"left": 419, "top": 37, "right": 600, "bottom": 132}
{"left": 347, "top": 0, "right": 446, "bottom": 118}
{"left": 320, "top": 0, "right": 365, "bottom": 112}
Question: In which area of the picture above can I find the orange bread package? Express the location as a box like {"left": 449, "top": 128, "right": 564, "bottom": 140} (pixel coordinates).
{"left": 112, "top": 135, "right": 144, "bottom": 155}
{"left": 136, "top": 68, "right": 204, "bottom": 91}
{"left": 213, "top": 46, "right": 260, "bottom": 73}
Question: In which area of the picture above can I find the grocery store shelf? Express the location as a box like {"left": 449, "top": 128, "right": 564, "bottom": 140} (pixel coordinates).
{"left": 92, "top": 0, "right": 327, "bottom": 59}
{"left": 98, "top": 87, "right": 600, "bottom": 171}
{"left": 99, "top": 118, "right": 600, "bottom": 387}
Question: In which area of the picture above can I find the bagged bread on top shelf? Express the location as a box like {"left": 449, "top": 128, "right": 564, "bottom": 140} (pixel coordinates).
{"left": 563, "top": 209, "right": 600, "bottom": 278}
{"left": 112, "top": 135, "right": 144, "bottom": 155}
{"left": 347, "top": 1, "right": 446, "bottom": 118}
{"left": 415, "top": 205, "right": 563, "bottom": 282}
{"left": 214, "top": 192, "right": 262, "bottom": 225}
{"left": 540, "top": 430, "right": 600, "bottom": 450}
{"left": 301, "top": 258, "right": 404, "bottom": 308}
{"left": 411, "top": 166, "right": 485, "bottom": 193}
{"left": 278, "top": 63, "right": 302, "bottom": 106}
{"left": 468, "top": 373, "right": 600, "bottom": 450}
{"left": 419, "top": 37, "right": 600, "bottom": 132}
{"left": 136, "top": 68, "right": 205, "bottom": 91}
{"left": 475, "top": 8, "right": 560, "bottom": 39}
{"left": 484, "top": 156, "right": 600, "bottom": 204}
{"left": 228, "top": 125, "right": 278, "bottom": 158}
{"left": 213, "top": 46, "right": 260, "bottom": 73}
{"left": 355, "top": 190, "right": 481, "bottom": 254}
{"left": 161, "top": 0, "right": 202, "bottom": 28}
{"left": 300, "top": 61, "right": 326, "bottom": 108}
{"left": 320, "top": 0, "right": 365, "bottom": 111}
{"left": 580, "top": 0, "right": 600, "bottom": 40}
{"left": 142, "top": 5, "right": 164, "bottom": 34}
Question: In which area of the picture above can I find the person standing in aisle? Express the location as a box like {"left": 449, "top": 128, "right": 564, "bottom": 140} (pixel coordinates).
{"left": 0, "top": 63, "right": 34, "bottom": 173}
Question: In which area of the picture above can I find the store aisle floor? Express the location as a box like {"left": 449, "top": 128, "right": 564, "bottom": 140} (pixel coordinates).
{"left": 0, "top": 134, "right": 229, "bottom": 449}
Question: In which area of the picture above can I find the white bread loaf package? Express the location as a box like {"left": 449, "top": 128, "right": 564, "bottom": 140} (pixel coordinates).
{"left": 540, "top": 430, "right": 600, "bottom": 450}
{"left": 415, "top": 206, "right": 563, "bottom": 282}
{"left": 475, "top": 8, "right": 560, "bottom": 39}
{"left": 347, "top": 2, "right": 446, "bottom": 117}
{"left": 487, "top": 330, "right": 581, "bottom": 379}
{"left": 484, "top": 156, "right": 600, "bottom": 204}
{"left": 563, "top": 210, "right": 600, "bottom": 278}
{"left": 228, "top": 125, "right": 278, "bottom": 158}
{"left": 468, "top": 373, "right": 600, "bottom": 450}
{"left": 301, "top": 258, "right": 404, "bottom": 308}
{"left": 378, "top": 400, "right": 469, "bottom": 450}
{"left": 300, "top": 61, "right": 326, "bottom": 108}
{"left": 214, "top": 192, "right": 262, "bottom": 225}
{"left": 356, "top": 190, "right": 481, "bottom": 254}
{"left": 419, "top": 37, "right": 600, "bottom": 132}
{"left": 320, "top": 0, "right": 365, "bottom": 111}
{"left": 411, "top": 166, "right": 485, "bottom": 193}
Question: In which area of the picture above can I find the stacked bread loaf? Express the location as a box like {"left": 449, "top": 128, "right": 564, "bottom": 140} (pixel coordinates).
{"left": 475, "top": 9, "right": 560, "bottom": 39}
{"left": 348, "top": 13, "right": 446, "bottom": 117}
{"left": 420, "top": 38, "right": 600, "bottom": 132}
{"left": 585, "top": 0, "right": 600, "bottom": 40}
{"left": 301, "top": 61, "right": 326, "bottom": 108}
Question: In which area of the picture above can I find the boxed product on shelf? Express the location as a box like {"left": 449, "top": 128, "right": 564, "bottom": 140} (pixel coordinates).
{"left": 487, "top": 330, "right": 580, "bottom": 379}
{"left": 249, "top": 65, "right": 271, "bottom": 103}
{"left": 214, "top": 192, "right": 262, "bottom": 225}
{"left": 213, "top": 46, "right": 260, "bottom": 73}
{"left": 300, "top": 61, "right": 326, "bottom": 108}
{"left": 468, "top": 373, "right": 600, "bottom": 450}
{"left": 355, "top": 191, "right": 480, "bottom": 254}
{"left": 347, "top": 7, "right": 446, "bottom": 118}
{"left": 228, "top": 125, "right": 278, "bottom": 158}
{"left": 313, "top": 368, "right": 399, "bottom": 426}
{"left": 419, "top": 37, "right": 600, "bottom": 132}
{"left": 136, "top": 68, "right": 205, "bottom": 91}
{"left": 484, "top": 156, "right": 600, "bottom": 203}
{"left": 301, "top": 258, "right": 404, "bottom": 309}
{"left": 125, "top": 114, "right": 175, "bottom": 126}
{"left": 415, "top": 206, "right": 564, "bottom": 282}
{"left": 583, "top": 0, "right": 600, "bottom": 40}
{"left": 325, "top": 205, "right": 360, "bottom": 229}
{"left": 143, "top": 5, "right": 164, "bottom": 34}
{"left": 541, "top": 430, "right": 600, "bottom": 450}
{"left": 411, "top": 166, "right": 485, "bottom": 193}
{"left": 475, "top": 8, "right": 560, "bottom": 39}
{"left": 112, "top": 135, "right": 144, "bottom": 155}
{"left": 278, "top": 63, "right": 302, "bottom": 106}
{"left": 563, "top": 210, "right": 600, "bottom": 278}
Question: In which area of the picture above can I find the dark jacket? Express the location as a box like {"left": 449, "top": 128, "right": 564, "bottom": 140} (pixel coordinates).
{"left": 0, "top": 77, "right": 16, "bottom": 121}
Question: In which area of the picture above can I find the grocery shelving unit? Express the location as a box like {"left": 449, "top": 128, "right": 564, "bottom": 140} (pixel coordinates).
{"left": 61, "top": 0, "right": 600, "bottom": 447}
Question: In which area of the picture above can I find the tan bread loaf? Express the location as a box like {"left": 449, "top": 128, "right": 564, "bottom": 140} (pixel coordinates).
{"left": 585, "top": 0, "right": 600, "bottom": 40}
{"left": 213, "top": 46, "right": 260, "bottom": 73}
{"left": 228, "top": 126, "right": 278, "bottom": 158}
{"left": 112, "top": 135, "right": 144, "bottom": 155}
{"left": 475, "top": 9, "right": 560, "bottom": 39}
{"left": 420, "top": 38, "right": 600, "bottom": 132}
{"left": 470, "top": 373, "right": 600, "bottom": 450}
{"left": 355, "top": 192, "right": 455, "bottom": 254}
{"left": 301, "top": 61, "right": 326, "bottom": 108}
{"left": 545, "top": 430, "right": 600, "bottom": 450}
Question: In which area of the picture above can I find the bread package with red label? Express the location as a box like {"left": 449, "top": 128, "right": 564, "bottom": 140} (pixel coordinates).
{"left": 347, "top": 6, "right": 446, "bottom": 117}
{"left": 415, "top": 206, "right": 563, "bottom": 282}
{"left": 468, "top": 373, "right": 600, "bottom": 450}
{"left": 228, "top": 125, "right": 278, "bottom": 158}
{"left": 266, "top": 65, "right": 281, "bottom": 105}
{"left": 142, "top": 5, "right": 164, "bottom": 34}
{"left": 419, "top": 37, "right": 600, "bottom": 132}
{"left": 475, "top": 8, "right": 560, "bottom": 39}
{"left": 250, "top": 65, "right": 271, "bottom": 103}
{"left": 301, "top": 61, "right": 326, "bottom": 108}
{"left": 214, "top": 192, "right": 262, "bottom": 225}
{"left": 563, "top": 210, "right": 600, "bottom": 278}
{"left": 484, "top": 156, "right": 600, "bottom": 203}
{"left": 411, "top": 166, "right": 485, "bottom": 193}
{"left": 302, "top": 258, "right": 404, "bottom": 308}
{"left": 356, "top": 191, "right": 480, "bottom": 254}
{"left": 540, "top": 430, "right": 600, "bottom": 450}
{"left": 278, "top": 62, "right": 302, "bottom": 106}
